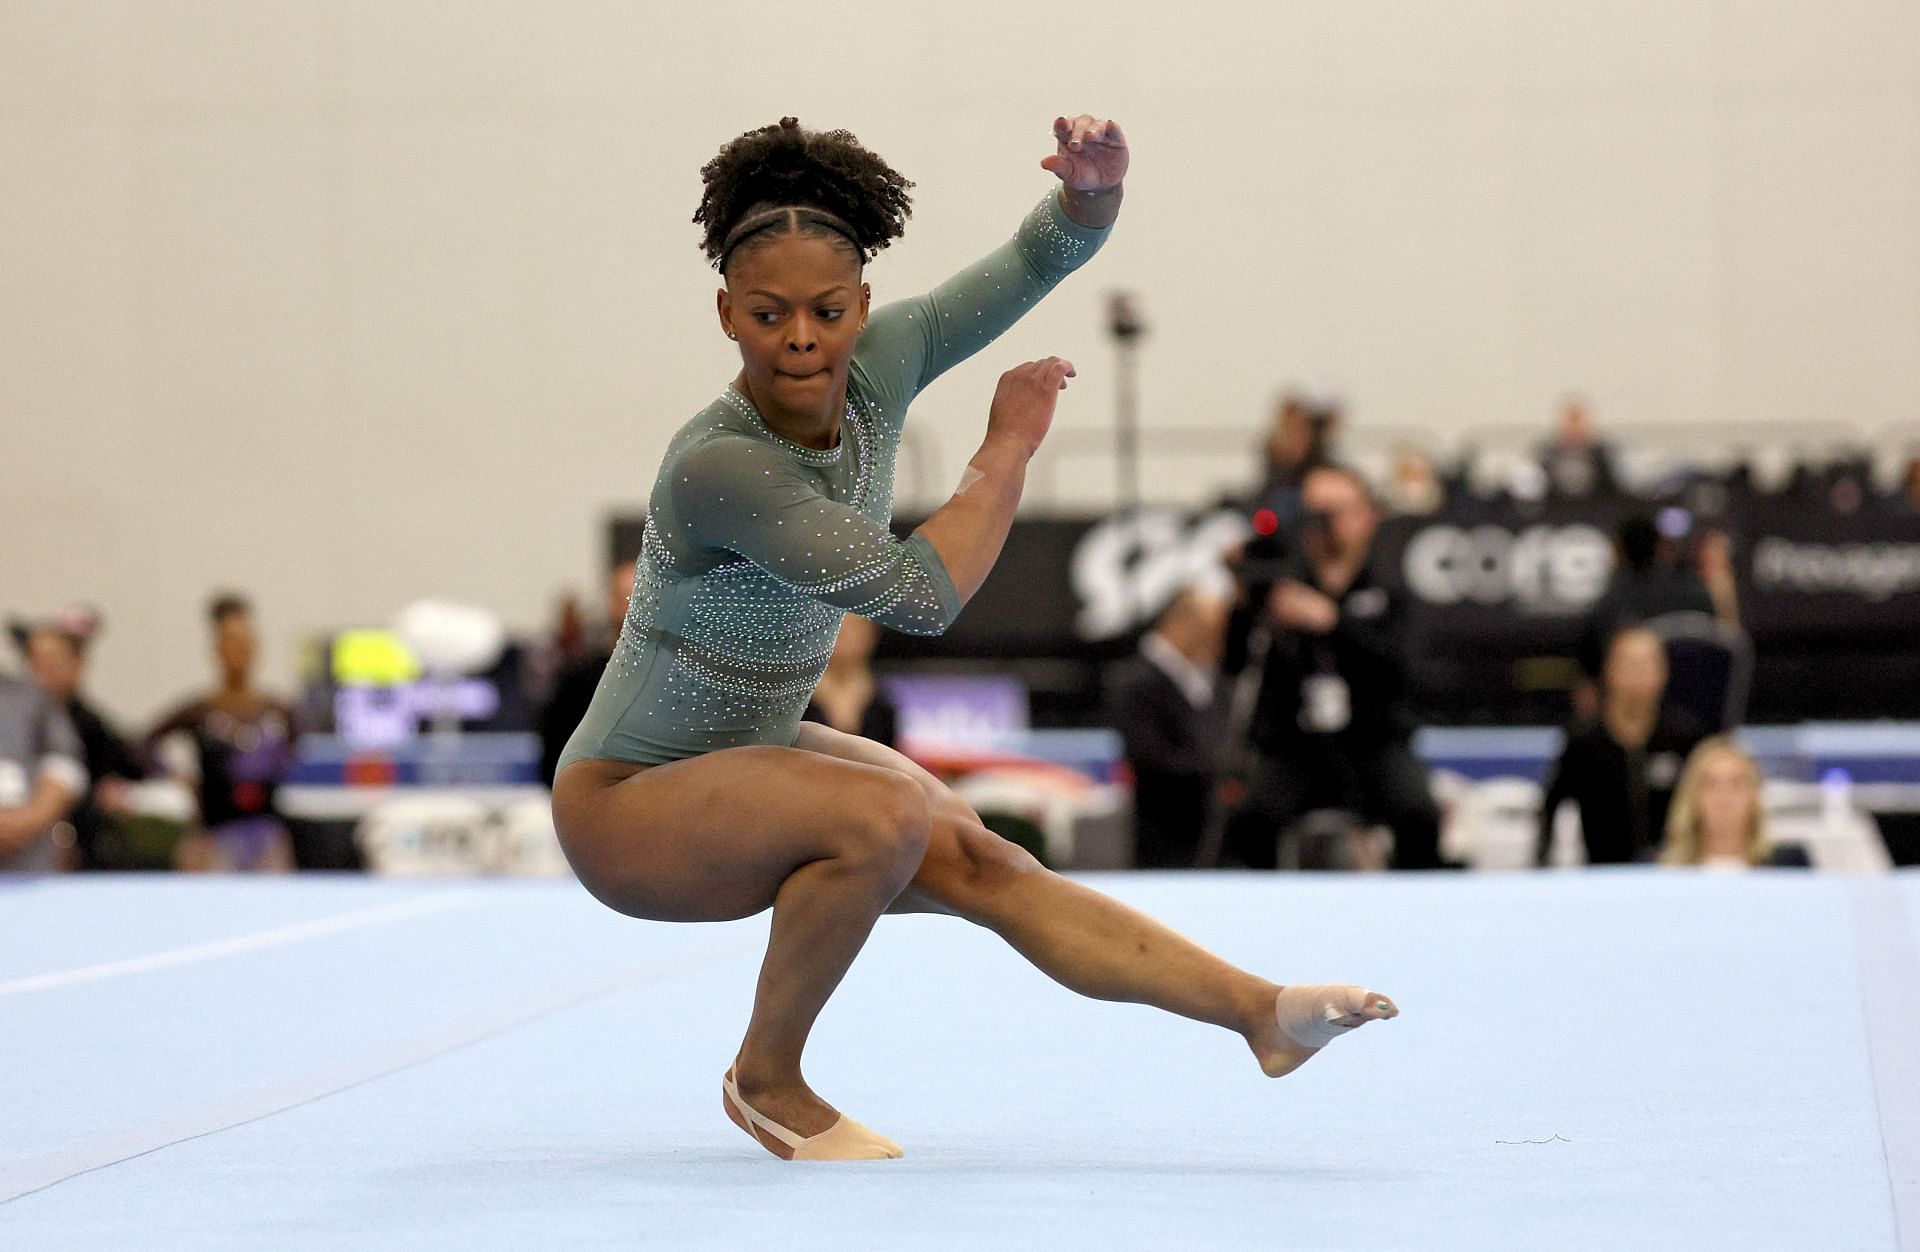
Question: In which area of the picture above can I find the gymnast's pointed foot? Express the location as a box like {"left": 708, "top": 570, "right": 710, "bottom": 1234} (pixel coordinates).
{"left": 1250, "top": 984, "right": 1399, "bottom": 1078}
{"left": 722, "top": 1067, "right": 903, "bottom": 1161}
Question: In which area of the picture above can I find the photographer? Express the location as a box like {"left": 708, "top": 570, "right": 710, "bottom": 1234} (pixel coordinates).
{"left": 1222, "top": 464, "right": 1441, "bottom": 870}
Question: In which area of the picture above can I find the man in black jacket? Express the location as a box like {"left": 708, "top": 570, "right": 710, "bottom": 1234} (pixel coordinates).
{"left": 1223, "top": 465, "right": 1441, "bottom": 870}
{"left": 1109, "top": 584, "right": 1231, "bottom": 868}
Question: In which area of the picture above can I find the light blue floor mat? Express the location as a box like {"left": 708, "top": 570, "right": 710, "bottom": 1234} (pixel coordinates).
{"left": 3, "top": 871, "right": 1914, "bottom": 1250}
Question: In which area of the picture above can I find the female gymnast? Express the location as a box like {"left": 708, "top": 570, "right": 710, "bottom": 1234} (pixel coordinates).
{"left": 551, "top": 114, "right": 1397, "bottom": 1161}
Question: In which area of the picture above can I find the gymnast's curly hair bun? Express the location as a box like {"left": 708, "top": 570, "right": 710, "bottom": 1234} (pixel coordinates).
{"left": 694, "top": 117, "right": 914, "bottom": 271}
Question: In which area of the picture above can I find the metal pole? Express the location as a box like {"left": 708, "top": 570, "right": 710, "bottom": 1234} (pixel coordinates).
{"left": 1115, "top": 332, "right": 1140, "bottom": 514}
{"left": 1105, "top": 292, "right": 1145, "bottom": 514}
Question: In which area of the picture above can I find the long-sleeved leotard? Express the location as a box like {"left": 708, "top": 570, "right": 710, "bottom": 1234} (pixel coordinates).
{"left": 557, "top": 190, "right": 1110, "bottom": 770}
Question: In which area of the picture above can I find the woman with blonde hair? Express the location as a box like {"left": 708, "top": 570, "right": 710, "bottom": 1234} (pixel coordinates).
{"left": 1660, "top": 737, "right": 1804, "bottom": 868}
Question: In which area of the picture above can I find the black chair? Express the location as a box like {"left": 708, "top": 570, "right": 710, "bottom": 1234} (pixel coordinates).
{"left": 1642, "top": 610, "right": 1753, "bottom": 734}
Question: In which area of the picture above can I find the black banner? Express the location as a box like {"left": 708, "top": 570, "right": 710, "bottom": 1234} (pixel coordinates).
{"left": 1370, "top": 504, "right": 1631, "bottom": 654}
{"left": 610, "top": 502, "right": 1920, "bottom": 721}
{"left": 1741, "top": 509, "right": 1920, "bottom": 642}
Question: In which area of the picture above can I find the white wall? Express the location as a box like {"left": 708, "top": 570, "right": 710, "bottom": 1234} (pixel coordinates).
{"left": 4, "top": 1, "right": 1918, "bottom": 721}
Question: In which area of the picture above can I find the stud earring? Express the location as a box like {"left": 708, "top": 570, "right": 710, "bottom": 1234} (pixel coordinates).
{"left": 727, "top": 331, "right": 738, "bottom": 341}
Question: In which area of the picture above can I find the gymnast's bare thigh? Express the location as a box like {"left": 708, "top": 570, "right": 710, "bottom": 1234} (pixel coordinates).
{"left": 788, "top": 721, "right": 1045, "bottom": 922}
{"left": 550, "top": 742, "right": 929, "bottom": 925}
{"left": 551, "top": 726, "right": 1040, "bottom": 927}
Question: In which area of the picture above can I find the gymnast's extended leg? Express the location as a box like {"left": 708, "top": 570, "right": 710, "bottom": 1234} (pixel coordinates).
{"left": 794, "top": 723, "right": 1397, "bottom": 1075}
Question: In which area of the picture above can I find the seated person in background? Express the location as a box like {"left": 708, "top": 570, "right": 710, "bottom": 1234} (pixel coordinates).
{"left": 1238, "top": 388, "right": 1341, "bottom": 523}
{"left": 1224, "top": 464, "right": 1442, "bottom": 870}
{"left": 1537, "top": 393, "right": 1622, "bottom": 500}
{"left": 0, "top": 664, "right": 85, "bottom": 872}
{"left": 538, "top": 558, "right": 638, "bottom": 787}
{"left": 1574, "top": 515, "right": 1741, "bottom": 723}
{"left": 1537, "top": 626, "right": 1704, "bottom": 866}
{"left": 802, "top": 614, "right": 897, "bottom": 748}
{"left": 145, "top": 593, "right": 298, "bottom": 873}
{"left": 1384, "top": 445, "right": 1446, "bottom": 517}
{"left": 1577, "top": 514, "right": 1722, "bottom": 682}
{"left": 1110, "top": 582, "right": 1231, "bottom": 869}
{"left": 12, "top": 606, "right": 148, "bottom": 870}
{"left": 1659, "top": 737, "right": 1808, "bottom": 869}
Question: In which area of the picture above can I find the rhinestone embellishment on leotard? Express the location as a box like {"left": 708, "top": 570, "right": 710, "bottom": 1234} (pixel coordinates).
{"left": 721, "top": 386, "right": 848, "bottom": 467}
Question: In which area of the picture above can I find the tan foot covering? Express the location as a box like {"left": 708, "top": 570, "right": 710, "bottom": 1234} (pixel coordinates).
{"left": 722, "top": 1069, "right": 904, "bottom": 1161}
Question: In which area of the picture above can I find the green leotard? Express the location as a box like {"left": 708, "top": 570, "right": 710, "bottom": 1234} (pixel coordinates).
{"left": 557, "top": 189, "right": 1110, "bottom": 772}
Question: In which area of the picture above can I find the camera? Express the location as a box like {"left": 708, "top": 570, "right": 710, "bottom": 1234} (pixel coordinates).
{"left": 1233, "top": 497, "right": 1314, "bottom": 587}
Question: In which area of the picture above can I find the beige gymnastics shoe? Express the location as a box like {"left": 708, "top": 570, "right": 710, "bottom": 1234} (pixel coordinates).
{"left": 722, "top": 1068, "right": 904, "bottom": 1161}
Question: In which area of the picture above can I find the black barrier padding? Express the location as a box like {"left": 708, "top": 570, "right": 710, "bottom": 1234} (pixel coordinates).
{"left": 607, "top": 503, "right": 1920, "bottom": 727}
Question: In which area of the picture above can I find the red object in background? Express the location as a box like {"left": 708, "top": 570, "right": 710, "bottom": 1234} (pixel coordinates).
{"left": 1251, "top": 508, "right": 1278, "bottom": 536}
{"left": 232, "top": 781, "right": 267, "bottom": 812}
{"left": 904, "top": 746, "right": 1096, "bottom": 791}
{"left": 344, "top": 755, "right": 399, "bottom": 787}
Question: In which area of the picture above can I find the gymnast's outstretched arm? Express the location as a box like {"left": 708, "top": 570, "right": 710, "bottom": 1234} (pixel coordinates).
{"left": 850, "top": 116, "right": 1129, "bottom": 425}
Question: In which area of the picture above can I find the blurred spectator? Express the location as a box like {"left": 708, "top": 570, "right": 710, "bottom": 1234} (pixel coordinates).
{"left": 537, "top": 559, "right": 637, "bottom": 786}
{"left": 1538, "top": 393, "right": 1622, "bottom": 499}
{"left": 1242, "top": 389, "right": 1342, "bottom": 525}
{"left": 1782, "top": 452, "right": 1875, "bottom": 515}
{"left": 1537, "top": 627, "right": 1704, "bottom": 866}
{"left": 1659, "top": 737, "right": 1808, "bottom": 869}
{"left": 1109, "top": 583, "right": 1232, "bottom": 869}
{"left": 1694, "top": 527, "right": 1742, "bottom": 628}
{"left": 551, "top": 594, "right": 590, "bottom": 670}
{"left": 1223, "top": 464, "right": 1442, "bottom": 870}
{"left": 1384, "top": 444, "right": 1446, "bottom": 516}
{"left": 803, "top": 614, "right": 899, "bottom": 747}
{"left": 0, "top": 663, "right": 85, "bottom": 873}
{"left": 146, "top": 594, "right": 298, "bottom": 872}
{"left": 1577, "top": 514, "right": 1727, "bottom": 681}
{"left": 10, "top": 606, "right": 147, "bottom": 870}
